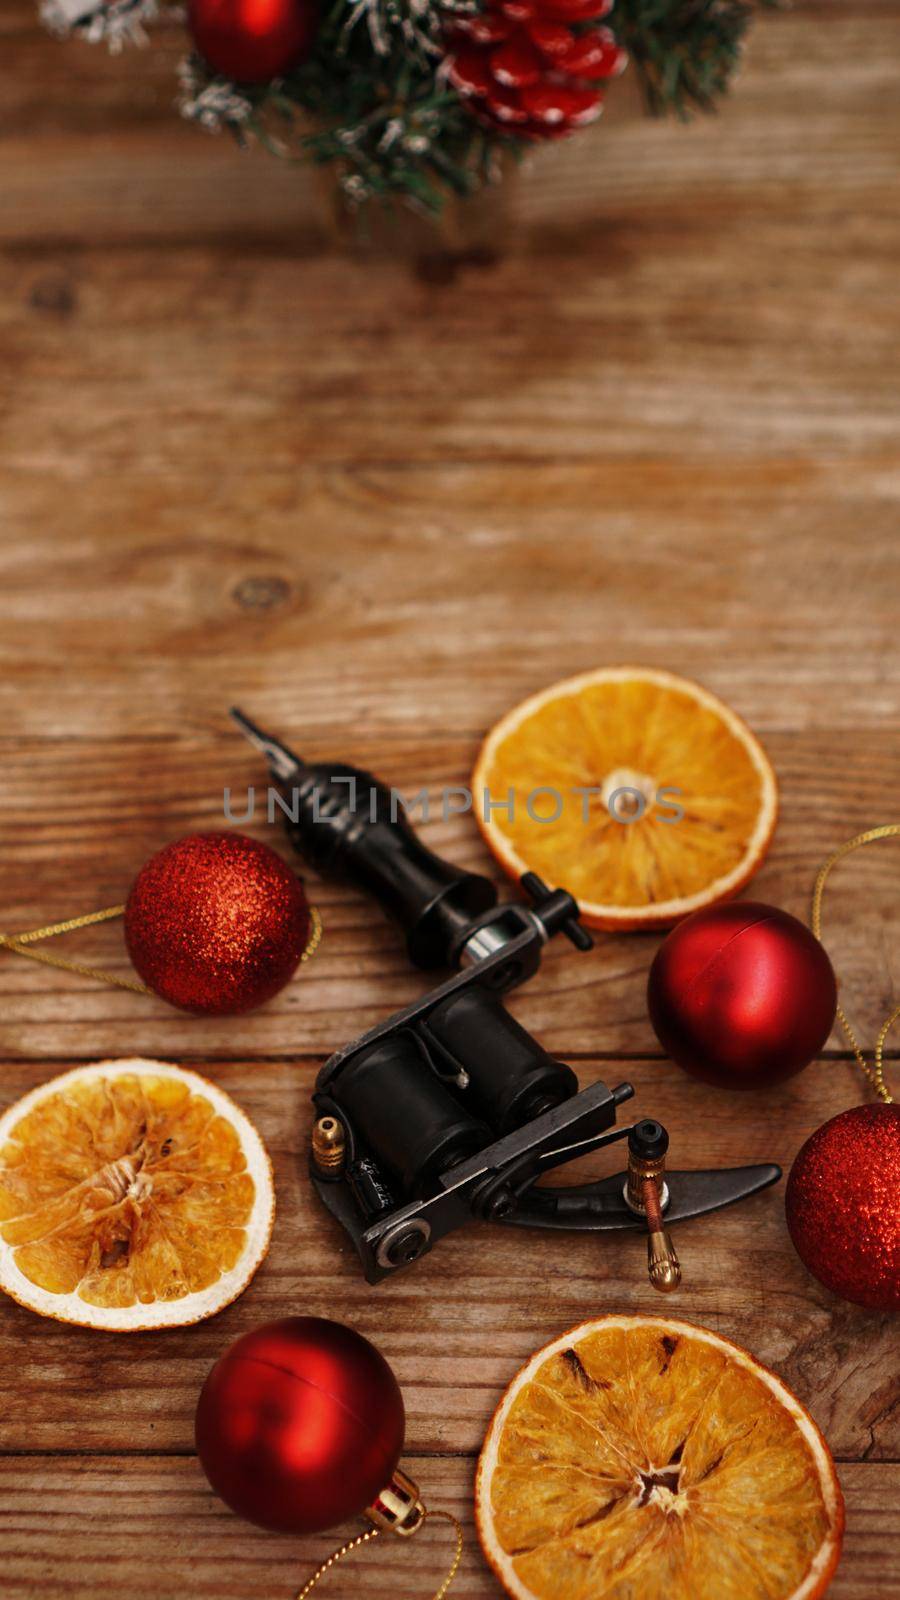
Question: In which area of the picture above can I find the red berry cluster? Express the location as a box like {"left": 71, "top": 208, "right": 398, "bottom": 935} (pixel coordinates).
{"left": 446, "top": 0, "right": 627, "bottom": 141}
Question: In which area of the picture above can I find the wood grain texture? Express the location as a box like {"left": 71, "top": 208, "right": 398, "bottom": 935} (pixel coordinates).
{"left": 2, "top": 1458, "right": 898, "bottom": 1600}
{"left": 1, "top": 0, "right": 899, "bottom": 1596}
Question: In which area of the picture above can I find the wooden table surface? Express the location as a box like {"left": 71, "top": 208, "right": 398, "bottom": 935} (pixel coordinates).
{"left": 2, "top": 2, "right": 899, "bottom": 1595}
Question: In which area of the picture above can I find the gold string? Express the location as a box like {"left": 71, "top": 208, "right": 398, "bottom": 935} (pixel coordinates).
{"left": 0, "top": 905, "right": 128, "bottom": 945}
{"left": 0, "top": 905, "right": 150, "bottom": 993}
{"left": 424, "top": 1511, "right": 465, "bottom": 1600}
{"left": 0, "top": 902, "right": 323, "bottom": 996}
{"left": 811, "top": 824, "right": 900, "bottom": 1105}
{"left": 296, "top": 1527, "right": 382, "bottom": 1599}
{"left": 296, "top": 1509, "right": 464, "bottom": 1600}
{"left": 301, "top": 904, "right": 324, "bottom": 963}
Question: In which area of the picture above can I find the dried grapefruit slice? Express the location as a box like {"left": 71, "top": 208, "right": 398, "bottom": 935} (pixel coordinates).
{"left": 473, "top": 667, "right": 777, "bottom": 929}
{"left": 477, "top": 1315, "right": 844, "bottom": 1600}
{"left": 0, "top": 1058, "right": 273, "bottom": 1331}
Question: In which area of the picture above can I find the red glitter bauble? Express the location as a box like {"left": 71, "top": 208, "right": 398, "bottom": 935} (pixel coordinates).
{"left": 786, "top": 1104, "right": 900, "bottom": 1311}
{"left": 195, "top": 1317, "right": 406, "bottom": 1533}
{"left": 187, "top": 0, "right": 318, "bottom": 84}
{"left": 647, "top": 901, "right": 837, "bottom": 1089}
{"left": 125, "top": 832, "right": 310, "bottom": 1015}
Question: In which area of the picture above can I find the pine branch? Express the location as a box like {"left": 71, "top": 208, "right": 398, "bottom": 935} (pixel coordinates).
{"left": 613, "top": 0, "right": 778, "bottom": 118}
{"left": 49, "top": 0, "right": 779, "bottom": 210}
{"left": 278, "top": 0, "right": 515, "bottom": 209}
{"left": 183, "top": 0, "right": 518, "bottom": 213}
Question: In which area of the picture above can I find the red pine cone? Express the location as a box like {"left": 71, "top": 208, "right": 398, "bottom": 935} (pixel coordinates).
{"left": 446, "top": 0, "right": 627, "bottom": 141}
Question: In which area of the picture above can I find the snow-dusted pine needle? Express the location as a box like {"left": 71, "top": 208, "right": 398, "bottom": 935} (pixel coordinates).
{"left": 40, "top": 0, "right": 158, "bottom": 49}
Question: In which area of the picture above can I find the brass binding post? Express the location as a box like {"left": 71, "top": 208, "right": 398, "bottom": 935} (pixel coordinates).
{"left": 311, "top": 1115, "right": 346, "bottom": 1176}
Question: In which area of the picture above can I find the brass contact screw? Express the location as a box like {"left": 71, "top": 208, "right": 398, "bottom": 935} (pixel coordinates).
{"left": 626, "top": 1119, "right": 682, "bottom": 1293}
{"left": 643, "top": 1176, "right": 681, "bottom": 1293}
{"left": 311, "top": 1115, "right": 346, "bottom": 1176}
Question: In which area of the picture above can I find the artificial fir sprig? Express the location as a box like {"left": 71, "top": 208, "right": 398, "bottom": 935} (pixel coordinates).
{"left": 41, "top": 0, "right": 158, "bottom": 47}
{"left": 50, "top": 0, "right": 778, "bottom": 212}
{"left": 181, "top": 0, "right": 514, "bottom": 211}
{"left": 615, "top": 0, "right": 778, "bottom": 116}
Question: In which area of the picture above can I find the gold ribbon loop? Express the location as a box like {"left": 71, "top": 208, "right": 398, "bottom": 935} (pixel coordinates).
{"left": 811, "top": 824, "right": 900, "bottom": 1104}
{"left": 296, "top": 1508, "right": 463, "bottom": 1600}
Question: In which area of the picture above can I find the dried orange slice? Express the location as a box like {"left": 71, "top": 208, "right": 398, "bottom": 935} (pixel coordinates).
{"left": 473, "top": 667, "right": 777, "bottom": 929}
{"left": 0, "top": 1058, "right": 273, "bottom": 1331}
{"left": 477, "top": 1315, "right": 844, "bottom": 1600}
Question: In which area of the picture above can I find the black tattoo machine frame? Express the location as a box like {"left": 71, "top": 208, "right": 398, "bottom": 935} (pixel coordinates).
{"left": 232, "top": 708, "right": 780, "bottom": 1288}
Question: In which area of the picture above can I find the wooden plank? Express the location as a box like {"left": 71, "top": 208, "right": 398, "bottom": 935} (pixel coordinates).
{"left": 2, "top": 1456, "right": 897, "bottom": 1600}
{"left": 3, "top": 222, "right": 900, "bottom": 468}
{"left": 0, "top": 1056, "right": 896, "bottom": 1460}
{"left": 0, "top": 524, "right": 898, "bottom": 735}
{"left": 1, "top": 718, "right": 898, "bottom": 1060}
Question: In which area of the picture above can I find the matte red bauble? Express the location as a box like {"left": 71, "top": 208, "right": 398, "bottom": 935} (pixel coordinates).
{"left": 786, "top": 1104, "right": 900, "bottom": 1312}
{"left": 125, "top": 831, "right": 310, "bottom": 1014}
{"left": 647, "top": 901, "right": 837, "bottom": 1089}
{"left": 195, "top": 1317, "right": 406, "bottom": 1533}
{"left": 187, "top": 0, "right": 318, "bottom": 84}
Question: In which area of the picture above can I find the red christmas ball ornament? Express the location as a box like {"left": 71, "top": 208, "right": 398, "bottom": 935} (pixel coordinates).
{"left": 446, "top": 0, "right": 627, "bottom": 141}
{"left": 786, "top": 1104, "right": 900, "bottom": 1311}
{"left": 187, "top": 0, "right": 318, "bottom": 84}
{"left": 195, "top": 1317, "right": 407, "bottom": 1533}
{"left": 647, "top": 901, "right": 837, "bottom": 1089}
{"left": 125, "top": 831, "right": 311, "bottom": 1015}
